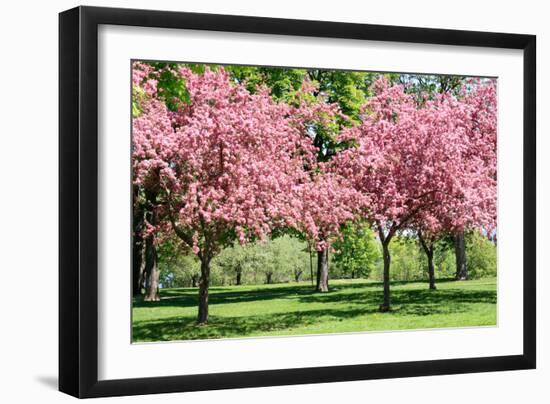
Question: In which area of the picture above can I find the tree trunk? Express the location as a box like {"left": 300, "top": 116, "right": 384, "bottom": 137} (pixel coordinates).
{"left": 137, "top": 247, "right": 147, "bottom": 295}
{"left": 380, "top": 241, "right": 391, "bottom": 312}
{"left": 132, "top": 233, "right": 144, "bottom": 296}
{"left": 294, "top": 270, "right": 302, "bottom": 282}
{"left": 191, "top": 274, "right": 198, "bottom": 288}
{"left": 454, "top": 231, "right": 468, "bottom": 280}
{"left": 266, "top": 273, "right": 273, "bottom": 284}
{"left": 309, "top": 243, "right": 314, "bottom": 286}
{"left": 427, "top": 251, "right": 436, "bottom": 290}
{"left": 142, "top": 188, "right": 159, "bottom": 301}
{"left": 132, "top": 188, "right": 145, "bottom": 296}
{"left": 197, "top": 257, "right": 211, "bottom": 324}
{"left": 236, "top": 271, "right": 242, "bottom": 286}
{"left": 418, "top": 232, "right": 437, "bottom": 290}
{"left": 143, "top": 235, "right": 160, "bottom": 301}
{"left": 316, "top": 248, "right": 329, "bottom": 292}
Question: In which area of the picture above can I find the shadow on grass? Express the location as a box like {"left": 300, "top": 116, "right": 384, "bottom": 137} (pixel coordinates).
{"left": 133, "top": 285, "right": 496, "bottom": 341}
{"left": 134, "top": 283, "right": 321, "bottom": 309}
{"left": 135, "top": 280, "right": 495, "bottom": 310}
{"left": 133, "top": 310, "right": 326, "bottom": 341}
{"left": 135, "top": 280, "right": 428, "bottom": 308}
{"left": 298, "top": 288, "right": 496, "bottom": 306}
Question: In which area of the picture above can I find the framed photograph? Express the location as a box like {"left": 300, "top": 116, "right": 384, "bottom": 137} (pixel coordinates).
{"left": 59, "top": 6, "right": 536, "bottom": 398}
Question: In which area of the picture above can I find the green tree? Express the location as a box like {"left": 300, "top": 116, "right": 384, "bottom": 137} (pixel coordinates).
{"left": 158, "top": 254, "right": 201, "bottom": 288}
{"left": 398, "top": 74, "right": 465, "bottom": 99}
{"left": 465, "top": 231, "right": 497, "bottom": 279}
{"left": 258, "top": 236, "right": 309, "bottom": 284}
{"left": 212, "top": 243, "right": 252, "bottom": 286}
{"left": 157, "top": 238, "right": 200, "bottom": 288}
{"left": 224, "top": 65, "right": 307, "bottom": 102}
{"left": 372, "top": 236, "right": 424, "bottom": 282}
{"left": 332, "top": 222, "right": 380, "bottom": 279}
{"left": 213, "top": 236, "right": 311, "bottom": 285}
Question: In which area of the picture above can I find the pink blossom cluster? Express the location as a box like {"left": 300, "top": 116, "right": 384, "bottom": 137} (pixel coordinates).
{"left": 332, "top": 77, "right": 497, "bottom": 239}
{"left": 132, "top": 63, "right": 497, "bottom": 256}
{"left": 133, "top": 65, "right": 342, "bottom": 255}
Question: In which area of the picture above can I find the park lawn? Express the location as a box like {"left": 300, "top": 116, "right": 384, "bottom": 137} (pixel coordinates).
{"left": 132, "top": 277, "right": 497, "bottom": 342}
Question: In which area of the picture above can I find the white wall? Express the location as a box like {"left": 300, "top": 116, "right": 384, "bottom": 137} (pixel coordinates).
{"left": 0, "top": 0, "right": 546, "bottom": 402}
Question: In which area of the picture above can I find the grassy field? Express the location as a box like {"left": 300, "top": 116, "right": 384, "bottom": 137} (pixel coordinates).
{"left": 132, "top": 277, "right": 497, "bottom": 342}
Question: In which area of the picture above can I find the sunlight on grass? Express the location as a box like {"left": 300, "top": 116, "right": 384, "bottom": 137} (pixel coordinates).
{"left": 132, "top": 278, "right": 496, "bottom": 342}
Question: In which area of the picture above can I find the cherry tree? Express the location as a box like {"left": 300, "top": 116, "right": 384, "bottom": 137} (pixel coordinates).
{"left": 415, "top": 80, "right": 496, "bottom": 287}
{"left": 297, "top": 169, "right": 363, "bottom": 291}
{"left": 332, "top": 78, "right": 496, "bottom": 311}
{"left": 134, "top": 66, "right": 319, "bottom": 324}
{"left": 289, "top": 79, "right": 362, "bottom": 292}
{"left": 131, "top": 62, "right": 172, "bottom": 301}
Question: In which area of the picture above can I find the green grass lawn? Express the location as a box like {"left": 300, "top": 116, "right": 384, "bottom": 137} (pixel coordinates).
{"left": 132, "top": 277, "right": 497, "bottom": 342}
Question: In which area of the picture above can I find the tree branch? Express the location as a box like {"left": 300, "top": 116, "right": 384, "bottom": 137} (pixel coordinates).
{"left": 165, "top": 189, "right": 195, "bottom": 250}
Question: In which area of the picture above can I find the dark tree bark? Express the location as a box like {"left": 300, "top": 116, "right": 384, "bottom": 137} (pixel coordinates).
{"left": 427, "top": 252, "right": 436, "bottom": 290}
{"left": 316, "top": 248, "right": 329, "bottom": 292}
{"left": 143, "top": 235, "right": 160, "bottom": 301}
{"left": 191, "top": 274, "right": 199, "bottom": 288}
{"left": 142, "top": 190, "right": 160, "bottom": 302}
{"left": 236, "top": 271, "right": 242, "bottom": 286}
{"left": 266, "top": 272, "right": 273, "bottom": 284}
{"left": 380, "top": 240, "right": 391, "bottom": 312}
{"left": 132, "top": 187, "right": 145, "bottom": 296}
{"left": 309, "top": 243, "right": 314, "bottom": 286}
{"left": 132, "top": 232, "right": 145, "bottom": 296}
{"left": 454, "top": 231, "right": 468, "bottom": 280}
{"left": 137, "top": 248, "right": 147, "bottom": 295}
{"left": 197, "top": 256, "right": 211, "bottom": 324}
{"left": 418, "top": 232, "right": 437, "bottom": 290}
{"left": 294, "top": 269, "right": 303, "bottom": 282}
{"left": 376, "top": 224, "right": 401, "bottom": 312}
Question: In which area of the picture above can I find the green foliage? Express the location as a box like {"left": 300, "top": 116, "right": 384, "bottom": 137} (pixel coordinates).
{"left": 224, "top": 66, "right": 379, "bottom": 162}
{"left": 309, "top": 69, "right": 373, "bottom": 122}
{"left": 211, "top": 235, "right": 312, "bottom": 285}
{"left": 157, "top": 238, "right": 200, "bottom": 288}
{"left": 211, "top": 242, "right": 254, "bottom": 285}
{"left": 332, "top": 222, "right": 380, "bottom": 279}
{"left": 433, "top": 239, "right": 458, "bottom": 279}
{"left": 224, "top": 65, "right": 307, "bottom": 102}
{"left": 132, "top": 62, "right": 191, "bottom": 117}
{"left": 305, "top": 69, "right": 375, "bottom": 162}
{"left": 367, "top": 231, "right": 496, "bottom": 283}
{"left": 387, "top": 236, "right": 425, "bottom": 281}
{"left": 158, "top": 255, "right": 200, "bottom": 288}
{"left": 465, "top": 231, "right": 497, "bottom": 279}
{"left": 371, "top": 234, "right": 450, "bottom": 282}
{"left": 148, "top": 62, "right": 190, "bottom": 111}
{"left": 131, "top": 86, "right": 146, "bottom": 118}
{"left": 399, "top": 74, "right": 465, "bottom": 100}
{"left": 264, "top": 236, "right": 312, "bottom": 282}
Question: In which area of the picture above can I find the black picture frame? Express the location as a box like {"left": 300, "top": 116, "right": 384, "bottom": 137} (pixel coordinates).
{"left": 59, "top": 5, "right": 536, "bottom": 398}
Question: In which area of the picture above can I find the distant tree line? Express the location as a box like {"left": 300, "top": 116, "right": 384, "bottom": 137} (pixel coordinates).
{"left": 156, "top": 229, "right": 496, "bottom": 289}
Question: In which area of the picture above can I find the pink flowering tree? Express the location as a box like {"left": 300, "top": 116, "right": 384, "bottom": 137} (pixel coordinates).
{"left": 134, "top": 66, "right": 320, "bottom": 324}
{"left": 332, "top": 78, "right": 496, "bottom": 311}
{"left": 416, "top": 85, "right": 496, "bottom": 288}
{"left": 297, "top": 169, "right": 363, "bottom": 291}
{"left": 286, "top": 79, "right": 363, "bottom": 292}
{"left": 454, "top": 80, "right": 497, "bottom": 280}
{"left": 131, "top": 62, "right": 176, "bottom": 301}
{"left": 410, "top": 81, "right": 496, "bottom": 289}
